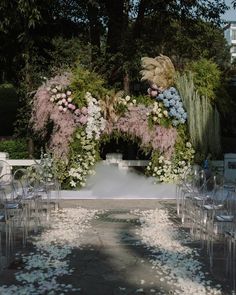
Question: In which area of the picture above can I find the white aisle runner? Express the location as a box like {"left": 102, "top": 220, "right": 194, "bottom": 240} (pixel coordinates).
{"left": 56, "top": 163, "right": 176, "bottom": 200}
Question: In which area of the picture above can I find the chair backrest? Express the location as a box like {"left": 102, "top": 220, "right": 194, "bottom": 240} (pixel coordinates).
{"left": 0, "top": 160, "right": 12, "bottom": 180}
{"left": 0, "top": 173, "right": 19, "bottom": 203}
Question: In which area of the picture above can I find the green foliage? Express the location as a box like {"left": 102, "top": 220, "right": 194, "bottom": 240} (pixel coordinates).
{"left": 175, "top": 72, "right": 221, "bottom": 158}
{"left": 52, "top": 157, "right": 69, "bottom": 188}
{"left": 134, "top": 95, "right": 154, "bottom": 107}
{"left": 0, "top": 138, "right": 29, "bottom": 159}
{"left": 186, "top": 59, "right": 221, "bottom": 102}
{"left": 174, "top": 125, "right": 195, "bottom": 165}
{"left": 71, "top": 64, "right": 108, "bottom": 107}
{"left": 0, "top": 84, "right": 18, "bottom": 136}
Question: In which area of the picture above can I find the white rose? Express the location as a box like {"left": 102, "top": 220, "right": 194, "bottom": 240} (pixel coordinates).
{"left": 163, "top": 110, "right": 168, "bottom": 117}
{"left": 56, "top": 85, "right": 62, "bottom": 91}
{"left": 153, "top": 116, "right": 157, "bottom": 121}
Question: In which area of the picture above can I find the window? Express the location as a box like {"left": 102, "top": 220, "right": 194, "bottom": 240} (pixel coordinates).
{"left": 232, "top": 46, "right": 236, "bottom": 53}
{"left": 232, "top": 29, "right": 236, "bottom": 40}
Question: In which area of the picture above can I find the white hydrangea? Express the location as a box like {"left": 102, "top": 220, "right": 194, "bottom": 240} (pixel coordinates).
{"left": 85, "top": 92, "right": 106, "bottom": 140}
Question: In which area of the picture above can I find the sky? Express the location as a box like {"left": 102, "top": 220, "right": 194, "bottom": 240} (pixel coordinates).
{"left": 222, "top": 0, "right": 236, "bottom": 21}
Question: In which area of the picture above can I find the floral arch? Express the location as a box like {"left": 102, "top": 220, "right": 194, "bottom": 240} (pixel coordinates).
{"left": 31, "top": 56, "right": 195, "bottom": 188}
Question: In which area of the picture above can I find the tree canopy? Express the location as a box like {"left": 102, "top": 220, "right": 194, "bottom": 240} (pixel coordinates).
{"left": 0, "top": 0, "right": 232, "bottom": 137}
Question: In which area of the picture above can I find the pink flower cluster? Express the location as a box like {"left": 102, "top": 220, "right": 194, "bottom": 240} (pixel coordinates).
{"left": 74, "top": 107, "right": 88, "bottom": 125}
{"left": 48, "top": 85, "right": 76, "bottom": 112}
{"left": 48, "top": 85, "right": 89, "bottom": 125}
{"left": 104, "top": 105, "right": 177, "bottom": 158}
{"left": 31, "top": 73, "right": 79, "bottom": 158}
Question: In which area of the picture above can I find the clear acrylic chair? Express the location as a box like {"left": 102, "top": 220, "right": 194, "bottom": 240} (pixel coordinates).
{"left": 0, "top": 159, "right": 12, "bottom": 178}
{"left": 205, "top": 188, "right": 236, "bottom": 274}
{"left": 25, "top": 164, "right": 53, "bottom": 225}
{"left": 0, "top": 173, "right": 22, "bottom": 268}
{"left": 181, "top": 168, "right": 206, "bottom": 225}
{"left": 13, "top": 168, "right": 44, "bottom": 233}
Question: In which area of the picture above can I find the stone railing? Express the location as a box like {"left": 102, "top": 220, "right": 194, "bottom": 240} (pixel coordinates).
{"left": 2, "top": 151, "right": 236, "bottom": 181}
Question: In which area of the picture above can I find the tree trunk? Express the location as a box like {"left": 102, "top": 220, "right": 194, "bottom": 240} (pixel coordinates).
{"left": 28, "top": 138, "right": 34, "bottom": 158}
{"left": 133, "top": 0, "right": 148, "bottom": 39}
{"left": 87, "top": 2, "right": 101, "bottom": 61}
{"left": 123, "top": 72, "right": 130, "bottom": 94}
{"left": 105, "top": 0, "right": 125, "bottom": 54}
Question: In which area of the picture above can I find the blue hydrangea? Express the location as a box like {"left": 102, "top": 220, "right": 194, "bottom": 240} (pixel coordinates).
{"left": 156, "top": 87, "right": 187, "bottom": 126}
{"left": 169, "top": 99, "right": 176, "bottom": 106}
{"left": 182, "top": 113, "right": 187, "bottom": 119}
{"left": 158, "top": 93, "right": 164, "bottom": 100}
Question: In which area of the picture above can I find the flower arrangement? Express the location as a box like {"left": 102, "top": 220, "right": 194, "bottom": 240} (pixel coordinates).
{"left": 31, "top": 56, "right": 195, "bottom": 188}
{"left": 85, "top": 92, "right": 106, "bottom": 140}
{"left": 147, "top": 101, "right": 170, "bottom": 128}
{"left": 68, "top": 129, "right": 97, "bottom": 187}
{"left": 157, "top": 87, "right": 187, "bottom": 126}
{"left": 147, "top": 142, "right": 195, "bottom": 183}
{"left": 47, "top": 85, "right": 75, "bottom": 113}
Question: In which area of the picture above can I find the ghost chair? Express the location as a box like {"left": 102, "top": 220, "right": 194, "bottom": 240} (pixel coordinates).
{"left": 25, "top": 163, "right": 55, "bottom": 226}
{"left": 182, "top": 172, "right": 218, "bottom": 246}
{"left": 0, "top": 160, "right": 12, "bottom": 178}
{"left": 180, "top": 168, "right": 206, "bottom": 227}
{"left": 0, "top": 188, "right": 14, "bottom": 269}
{"left": 0, "top": 173, "right": 27, "bottom": 268}
{"left": 13, "top": 168, "right": 44, "bottom": 233}
{"left": 225, "top": 229, "right": 236, "bottom": 295}
{"left": 176, "top": 165, "right": 200, "bottom": 220}
{"left": 205, "top": 188, "right": 236, "bottom": 276}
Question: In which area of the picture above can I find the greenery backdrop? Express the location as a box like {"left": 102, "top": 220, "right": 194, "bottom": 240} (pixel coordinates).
{"left": 0, "top": 0, "right": 235, "bottom": 159}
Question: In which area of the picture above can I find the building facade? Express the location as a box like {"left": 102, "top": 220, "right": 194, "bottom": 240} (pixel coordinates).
{"left": 224, "top": 21, "right": 236, "bottom": 62}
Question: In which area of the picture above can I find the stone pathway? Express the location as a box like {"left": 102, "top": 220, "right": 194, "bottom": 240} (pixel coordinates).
{"left": 0, "top": 200, "right": 231, "bottom": 295}
{"left": 65, "top": 209, "right": 174, "bottom": 295}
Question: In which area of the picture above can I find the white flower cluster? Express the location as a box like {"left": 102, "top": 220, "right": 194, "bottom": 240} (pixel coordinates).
{"left": 147, "top": 101, "right": 169, "bottom": 124}
{"left": 0, "top": 208, "right": 97, "bottom": 295}
{"left": 85, "top": 92, "right": 106, "bottom": 140}
{"left": 135, "top": 208, "right": 222, "bottom": 295}
{"left": 39, "top": 152, "right": 54, "bottom": 182}
{"left": 68, "top": 131, "right": 97, "bottom": 188}
{"left": 147, "top": 156, "right": 180, "bottom": 183}
{"left": 147, "top": 142, "right": 195, "bottom": 183}
{"left": 47, "top": 85, "right": 76, "bottom": 113}
{"left": 118, "top": 95, "right": 137, "bottom": 107}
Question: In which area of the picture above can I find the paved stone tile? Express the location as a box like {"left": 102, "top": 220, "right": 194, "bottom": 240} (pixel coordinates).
{"left": 0, "top": 201, "right": 232, "bottom": 294}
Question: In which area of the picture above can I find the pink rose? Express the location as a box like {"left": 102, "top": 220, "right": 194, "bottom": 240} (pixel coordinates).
{"left": 74, "top": 109, "right": 80, "bottom": 115}
{"left": 81, "top": 107, "right": 88, "bottom": 115}
{"left": 79, "top": 115, "right": 88, "bottom": 124}
{"left": 68, "top": 103, "right": 76, "bottom": 110}
{"left": 148, "top": 88, "right": 158, "bottom": 97}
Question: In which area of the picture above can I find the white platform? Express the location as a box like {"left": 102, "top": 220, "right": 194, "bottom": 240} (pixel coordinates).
{"left": 56, "top": 184, "right": 176, "bottom": 200}
{"left": 53, "top": 163, "right": 176, "bottom": 200}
